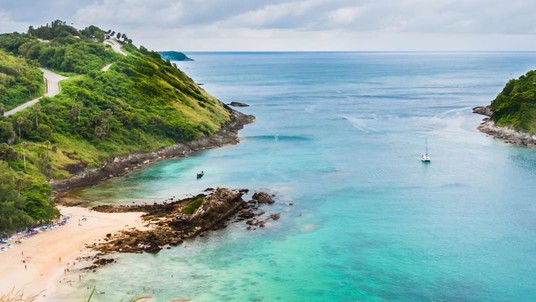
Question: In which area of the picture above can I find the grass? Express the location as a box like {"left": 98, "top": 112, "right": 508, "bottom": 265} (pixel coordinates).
{"left": 0, "top": 289, "right": 42, "bottom": 302}
{"left": 182, "top": 196, "right": 204, "bottom": 215}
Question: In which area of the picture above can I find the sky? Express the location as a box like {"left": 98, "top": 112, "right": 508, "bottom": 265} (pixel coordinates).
{"left": 1, "top": 0, "right": 536, "bottom": 51}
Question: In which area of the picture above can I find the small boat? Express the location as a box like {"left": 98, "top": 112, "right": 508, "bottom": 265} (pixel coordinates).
{"left": 421, "top": 138, "right": 431, "bottom": 163}
{"left": 196, "top": 171, "right": 204, "bottom": 179}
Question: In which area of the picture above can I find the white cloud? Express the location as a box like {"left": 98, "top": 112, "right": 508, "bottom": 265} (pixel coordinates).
{"left": 328, "top": 6, "right": 363, "bottom": 26}
{"left": 0, "top": 9, "right": 28, "bottom": 33}
{"left": 74, "top": 0, "right": 184, "bottom": 27}
{"left": 1, "top": 0, "right": 536, "bottom": 50}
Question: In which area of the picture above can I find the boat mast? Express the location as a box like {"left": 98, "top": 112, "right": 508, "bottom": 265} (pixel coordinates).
{"left": 425, "top": 138, "right": 428, "bottom": 156}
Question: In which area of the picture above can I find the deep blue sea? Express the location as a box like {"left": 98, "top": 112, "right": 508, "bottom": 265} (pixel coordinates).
{"left": 70, "top": 52, "right": 536, "bottom": 301}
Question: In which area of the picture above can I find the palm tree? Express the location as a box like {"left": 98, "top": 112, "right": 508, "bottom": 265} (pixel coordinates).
{"left": 33, "top": 103, "right": 41, "bottom": 129}
{"left": 95, "top": 126, "right": 105, "bottom": 140}
{"left": 15, "top": 116, "right": 23, "bottom": 138}
{"left": 70, "top": 102, "right": 83, "bottom": 123}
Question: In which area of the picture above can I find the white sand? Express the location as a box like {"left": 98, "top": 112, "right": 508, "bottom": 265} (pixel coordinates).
{"left": 0, "top": 206, "right": 145, "bottom": 300}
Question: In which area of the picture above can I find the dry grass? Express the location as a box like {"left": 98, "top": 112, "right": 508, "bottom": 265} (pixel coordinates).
{"left": 0, "top": 289, "right": 42, "bottom": 302}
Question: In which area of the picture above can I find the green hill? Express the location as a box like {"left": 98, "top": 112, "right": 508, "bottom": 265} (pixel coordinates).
{"left": 0, "top": 21, "right": 231, "bottom": 233}
{"left": 490, "top": 70, "right": 536, "bottom": 134}
{"left": 0, "top": 50, "right": 44, "bottom": 111}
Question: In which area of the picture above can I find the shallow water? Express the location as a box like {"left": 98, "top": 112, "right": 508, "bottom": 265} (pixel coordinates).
{"left": 66, "top": 52, "right": 536, "bottom": 301}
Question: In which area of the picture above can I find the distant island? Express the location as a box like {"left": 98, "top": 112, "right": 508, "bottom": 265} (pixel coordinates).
{"left": 159, "top": 51, "right": 194, "bottom": 61}
{"left": 474, "top": 70, "right": 536, "bottom": 146}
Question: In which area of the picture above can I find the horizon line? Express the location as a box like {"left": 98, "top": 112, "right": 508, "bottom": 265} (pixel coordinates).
{"left": 160, "top": 50, "right": 536, "bottom": 53}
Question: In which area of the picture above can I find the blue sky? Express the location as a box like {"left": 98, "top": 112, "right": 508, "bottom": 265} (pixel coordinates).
{"left": 1, "top": 0, "right": 535, "bottom": 51}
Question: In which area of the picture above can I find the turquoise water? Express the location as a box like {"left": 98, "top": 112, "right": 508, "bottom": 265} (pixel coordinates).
{"left": 72, "top": 52, "right": 536, "bottom": 301}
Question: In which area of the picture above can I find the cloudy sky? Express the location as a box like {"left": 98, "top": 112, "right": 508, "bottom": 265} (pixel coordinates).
{"left": 1, "top": 0, "right": 536, "bottom": 51}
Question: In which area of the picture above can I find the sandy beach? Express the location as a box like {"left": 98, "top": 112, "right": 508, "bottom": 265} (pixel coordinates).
{"left": 0, "top": 206, "right": 145, "bottom": 301}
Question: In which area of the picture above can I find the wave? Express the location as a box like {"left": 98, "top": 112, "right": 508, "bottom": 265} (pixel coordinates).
{"left": 244, "top": 135, "right": 313, "bottom": 142}
{"left": 340, "top": 115, "right": 377, "bottom": 133}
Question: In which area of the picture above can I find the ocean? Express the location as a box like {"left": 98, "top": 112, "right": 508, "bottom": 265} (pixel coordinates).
{"left": 68, "top": 52, "right": 536, "bottom": 301}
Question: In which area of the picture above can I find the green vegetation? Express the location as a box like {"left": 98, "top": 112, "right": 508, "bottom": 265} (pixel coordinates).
{"left": 0, "top": 21, "right": 230, "bottom": 233}
{"left": 182, "top": 196, "right": 205, "bottom": 215}
{"left": 159, "top": 51, "right": 193, "bottom": 61}
{"left": 491, "top": 70, "right": 536, "bottom": 134}
{"left": 0, "top": 50, "right": 44, "bottom": 111}
{"left": 1, "top": 22, "right": 118, "bottom": 75}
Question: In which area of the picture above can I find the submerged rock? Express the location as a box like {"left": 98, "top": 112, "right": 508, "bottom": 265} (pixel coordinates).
{"left": 252, "top": 192, "right": 274, "bottom": 204}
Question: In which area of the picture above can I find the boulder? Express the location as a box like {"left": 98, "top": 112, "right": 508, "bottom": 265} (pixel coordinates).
{"left": 229, "top": 101, "right": 250, "bottom": 107}
{"left": 252, "top": 192, "right": 274, "bottom": 204}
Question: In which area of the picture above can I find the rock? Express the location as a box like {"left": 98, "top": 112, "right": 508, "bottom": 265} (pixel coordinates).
{"left": 229, "top": 101, "right": 250, "bottom": 107}
{"left": 238, "top": 209, "right": 255, "bottom": 219}
{"left": 91, "top": 188, "right": 245, "bottom": 259}
{"left": 472, "top": 106, "right": 492, "bottom": 117}
{"left": 270, "top": 213, "right": 280, "bottom": 221}
{"left": 252, "top": 192, "right": 274, "bottom": 204}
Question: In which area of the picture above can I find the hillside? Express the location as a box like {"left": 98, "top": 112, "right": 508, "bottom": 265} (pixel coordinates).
{"left": 489, "top": 70, "right": 536, "bottom": 134}
{"left": 0, "top": 21, "right": 234, "bottom": 233}
{"left": 0, "top": 50, "right": 44, "bottom": 111}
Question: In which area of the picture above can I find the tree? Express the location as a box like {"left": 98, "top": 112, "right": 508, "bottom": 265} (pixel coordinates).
{"left": 0, "top": 143, "right": 16, "bottom": 160}
{"left": 0, "top": 104, "right": 5, "bottom": 116}
{"left": 33, "top": 103, "right": 41, "bottom": 129}
{"left": 94, "top": 125, "right": 105, "bottom": 140}
{"left": 0, "top": 161, "right": 32, "bottom": 233}
{"left": 14, "top": 116, "right": 24, "bottom": 138}
{"left": 116, "top": 32, "right": 121, "bottom": 40}
{"left": 0, "top": 121, "right": 15, "bottom": 144}
{"left": 21, "top": 142, "right": 28, "bottom": 170}
{"left": 69, "top": 102, "right": 83, "bottom": 123}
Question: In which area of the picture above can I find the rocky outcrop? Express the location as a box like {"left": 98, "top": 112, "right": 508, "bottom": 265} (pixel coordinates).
{"left": 252, "top": 192, "right": 274, "bottom": 204}
{"left": 472, "top": 105, "right": 492, "bottom": 117}
{"left": 90, "top": 188, "right": 246, "bottom": 255}
{"left": 229, "top": 101, "right": 250, "bottom": 107}
{"left": 473, "top": 105, "right": 536, "bottom": 147}
{"left": 89, "top": 189, "right": 280, "bottom": 256}
{"left": 51, "top": 108, "right": 254, "bottom": 193}
{"left": 478, "top": 120, "right": 536, "bottom": 147}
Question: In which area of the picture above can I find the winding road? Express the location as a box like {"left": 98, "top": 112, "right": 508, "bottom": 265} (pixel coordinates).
{"left": 4, "top": 68, "right": 67, "bottom": 117}
{"left": 101, "top": 39, "right": 127, "bottom": 72}
{"left": 104, "top": 39, "right": 127, "bottom": 56}
{"left": 4, "top": 40, "right": 127, "bottom": 116}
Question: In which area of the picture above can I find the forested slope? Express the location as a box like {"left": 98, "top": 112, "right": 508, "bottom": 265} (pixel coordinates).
{"left": 0, "top": 21, "right": 231, "bottom": 233}
{"left": 490, "top": 70, "right": 536, "bottom": 134}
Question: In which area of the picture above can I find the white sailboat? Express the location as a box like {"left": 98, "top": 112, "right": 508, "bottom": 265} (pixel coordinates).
{"left": 421, "top": 138, "right": 431, "bottom": 163}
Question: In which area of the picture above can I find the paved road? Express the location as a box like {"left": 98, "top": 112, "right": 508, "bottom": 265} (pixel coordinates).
{"left": 4, "top": 68, "right": 67, "bottom": 117}
{"left": 104, "top": 39, "right": 127, "bottom": 56}
{"left": 101, "top": 63, "right": 112, "bottom": 72}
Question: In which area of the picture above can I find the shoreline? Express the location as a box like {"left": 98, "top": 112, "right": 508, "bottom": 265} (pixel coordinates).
{"left": 0, "top": 107, "right": 254, "bottom": 299}
{"left": 52, "top": 106, "right": 254, "bottom": 197}
{"left": 473, "top": 106, "right": 536, "bottom": 147}
{"left": 0, "top": 105, "right": 254, "bottom": 298}
{"left": 0, "top": 206, "right": 146, "bottom": 301}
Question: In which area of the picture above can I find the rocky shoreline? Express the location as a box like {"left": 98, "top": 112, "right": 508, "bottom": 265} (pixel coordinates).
{"left": 473, "top": 106, "right": 536, "bottom": 147}
{"left": 82, "top": 188, "right": 284, "bottom": 270}
{"left": 51, "top": 106, "right": 254, "bottom": 195}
